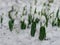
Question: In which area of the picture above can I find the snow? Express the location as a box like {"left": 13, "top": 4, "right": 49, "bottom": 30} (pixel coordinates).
{"left": 0, "top": 0, "right": 60, "bottom": 45}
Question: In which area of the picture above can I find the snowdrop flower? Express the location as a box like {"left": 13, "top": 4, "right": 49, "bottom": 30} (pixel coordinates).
{"left": 21, "top": 15, "right": 28, "bottom": 21}
{"left": 49, "top": 13, "right": 55, "bottom": 23}
{"left": 40, "top": 15, "right": 46, "bottom": 26}
{"left": 25, "top": 20, "right": 28, "bottom": 25}
{"left": 34, "top": 14, "right": 40, "bottom": 20}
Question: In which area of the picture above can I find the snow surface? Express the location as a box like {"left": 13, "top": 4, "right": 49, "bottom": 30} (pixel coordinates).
{"left": 0, "top": 0, "right": 60, "bottom": 45}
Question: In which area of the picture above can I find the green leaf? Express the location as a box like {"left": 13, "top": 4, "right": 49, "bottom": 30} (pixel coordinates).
{"left": 56, "top": 9, "right": 59, "bottom": 18}
{"left": 28, "top": 14, "right": 32, "bottom": 25}
{"left": 39, "top": 26, "right": 46, "bottom": 40}
{"left": 9, "top": 19, "right": 14, "bottom": 31}
{"left": 31, "top": 21, "right": 36, "bottom": 37}
{"left": 8, "top": 6, "right": 14, "bottom": 19}
{"left": 44, "top": 13, "right": 48, "bottom": 27}
{"left": 1, "top": 16, "right": 3, "bottom": 24}
{"left": 52, "top": 20, "right": 57, "bottom": 26}
{"left": 22, "top": 6, "right": 27, "bottom": 16}
{"left": 34, "top": 8, "right": 37, "bottom": 14}
{"left": 20, "top": 21, "right": 26, "bottom": 29}
{"left": 57, "top": 18, "right": 60, "bottom": 27}
{"left": 8, "top": 11, "right": 12, "bottom": 19}
{"left": 52, "top": 21, "right": 57, "bottom": 26}
{"left": 35, "top": 18, "right": 40, "bottom": 23}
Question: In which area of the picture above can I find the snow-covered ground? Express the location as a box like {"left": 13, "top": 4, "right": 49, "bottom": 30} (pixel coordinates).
{"left": 0, "top": 0, "right": 60, "bottom": 45}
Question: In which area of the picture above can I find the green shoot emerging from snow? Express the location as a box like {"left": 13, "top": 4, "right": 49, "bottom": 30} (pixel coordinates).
{"left": 56, "top": 9, "right": 59, "bottom": 18}
{"left": 52, "top": 9, "right": 60, "bottom": 27}
{"left": 56, "top": 9, "right": 60, "bottom": 27}
{"left": 45, "top": 14, "right": 48, "bottom": 27}
{"left": 28, "top": 14, "right": 32, "bottom": 25}
{"left": 34, "top": 8, "right": 37, "bottom": 14}
{"left": 8, "top": 11, "right": 12, "bottom": 19}
{"left": 9, "top": 19, "right": 14, "bottom": 31}
{"left": 39, "top": 26, "right": 46, "bottom": 40}
{"left": 57, "top": 18, "right": 60, "bottom": 27}
{"left": 1, "top": 16, "right": 3, "bottom": 24}
{"left": 8, "top": 6, "right": 14, "bottom": 19}
{"left": 31, "top": 19, "right": 36, "bottom": 37}
{"left": 52, "top": 18, "right": 57, "bottom": 26}
{"left": 22, "top": 6, "right": 27, "bottom": 16}
{"left": 20, "top": 21, "right": 26, "bottom": 29}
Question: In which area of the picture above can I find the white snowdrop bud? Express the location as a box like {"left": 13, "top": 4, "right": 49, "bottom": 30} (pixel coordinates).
{"left": 34, "top": 14, "right": 40, "bottom": 19}
{"left": 49, "top": 13, "right": 54, "bottom": 23}
{"left": 20, "top": 16, "right": 24, "bottom": 21}
{"left": 40, "top": 15, "right": 46, "bottom": 26}
{"left": 25, "top": 20, "right": 28, "bottom": 25}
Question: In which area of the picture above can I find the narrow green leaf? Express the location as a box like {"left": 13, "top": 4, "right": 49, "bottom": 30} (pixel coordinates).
{"left": 44, "top": 13, "right": 48, "bottom": 27}
{"left": 57, "top": 18, "right": 60, "bottom": 27}
{"left": 1, "top": 16, "right": 3, "bottom": 24}
{"left": 8, "top": 11, "right": 12, "bottom": 19}
{"left": 22, "top": 6, "right": 26, "bottom": 16}
{"left": 31, "top": 21, "right": 36, "bottom": 37}
{"left": 34, "top": 8, "right": 37, "bottom": 14}
{"left": 28, "top": 14, "right": 32, "bottom": 25}
{"left": 52, "top": 20, "right": 57, "bottom": 26}
{"left": 56, "top": 9, "right": 59, "bottom": 18}
{"left": 20, "top": 21, "right": 26, "bottom": 29}
{"left": 9, "top": 19, "right": 14, "bottom": 31}
{"left": 39, "top": 26, "right": 46, "bottom": 40}
{"left": 8, "top": 6, "right": 14, "bottom": 19}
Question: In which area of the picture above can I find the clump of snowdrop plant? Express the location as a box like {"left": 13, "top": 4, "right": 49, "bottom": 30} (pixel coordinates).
{"left": 22, "top": 6, "right": 27, "bottom": 16}
{"left": 8, "top": 6, "right": 14, "bottom": 31}
{"left": 30, "top": 18, "right": 36, "bottom": 37}
{"left": 39, "top": 14, "right": 46, "bottom": 40}
{"left": 20, "top": 6, "right": 27, "bottom": 30}
{"left": 4, "top": 0, "right": 60, "bottom": 41}
{"left": 38, "top": 2, "right": 51, "bottom": 40}
{"left": 30, "top": 17, "right": 40, "bottom": 37}
{"left": 52, "top": 9, "right": 60, "bottom": 27}
{"left": 27, "top": 6, "right": 32, "bottom": 28}
{"left": 20, "top": 20, "right": 26, "bottom": 30}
